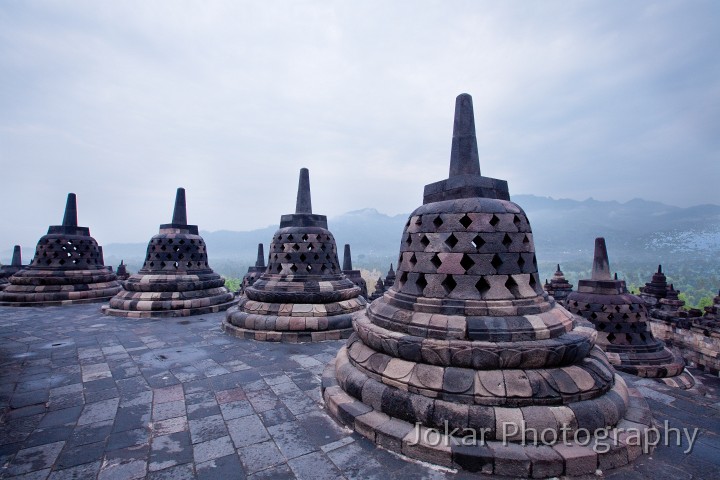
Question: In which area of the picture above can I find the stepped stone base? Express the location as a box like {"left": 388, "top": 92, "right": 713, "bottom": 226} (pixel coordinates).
{"left": 656, "top": 370, "right": 697, "bottom": 391}
{"left": 223, "top": 296, "right": 366, "bottom": 343}
{"left": 0, "top": 270, "right": 121, "bottom": 307}
{"left": 322, "top": 356, "right": 654, "bottom": 477}
{"left": 102, "top": 298, "right": 237, "bottom": 318}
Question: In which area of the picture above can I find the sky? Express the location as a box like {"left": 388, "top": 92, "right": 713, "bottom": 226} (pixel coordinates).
{"left": 1, "top": 0, "right": 719, "bottom": 252}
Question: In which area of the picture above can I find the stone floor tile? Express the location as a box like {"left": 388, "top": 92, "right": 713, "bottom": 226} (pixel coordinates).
{"left": 287, "top": 451, "right": 342, "bottom": 480}
{"left": 237, "top": 440, "right": 284, "bottom": 475}
{"left": 227, "top": 414, "right": 271, "bottom": 448}
{"left": 192, "top": 435, "right": 235, "bottom": 464}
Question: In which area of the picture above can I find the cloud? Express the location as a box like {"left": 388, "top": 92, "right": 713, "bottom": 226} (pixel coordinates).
{"left": 0, "top": 0, "right": 718, "bottom": 253}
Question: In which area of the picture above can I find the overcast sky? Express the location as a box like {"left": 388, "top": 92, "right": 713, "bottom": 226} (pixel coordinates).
{"left": 1, "top": 0, "right": 718, "bottom": 252}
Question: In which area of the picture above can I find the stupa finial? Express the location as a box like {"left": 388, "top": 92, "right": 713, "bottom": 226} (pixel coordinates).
{"left": 62, "top": 193, "right": 78, "bottom": 227}
{"left": 556, "top": 264, "right": 561, "bottom": 273}
{"left": 343, "top": 244, "right": 353, "bottom": 271}
{"left": 449, "top": 93, "right": 481, "bottom": 177}
{"left": 295, "top": 168, "right": 312, "bottom": 214}
{"left": 11, "top": 245, "right": 21, "bottom": 267}
{"left": 255, "top": 244, "right": 265, "bottom": 268}
{"left": 591, "top": 237, "right": 612, "bottom": 281}
{"left": 658, "top": 264, "right": 663, "bottom": 274}
{"left": 171, "top": 188, "right": 188, "bottom": 225}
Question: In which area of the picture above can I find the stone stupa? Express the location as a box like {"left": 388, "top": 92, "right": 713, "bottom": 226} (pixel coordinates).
{"left": 223, "top": 168, "right": 366, "bottom": 342}
{"left": 342, "top": 244, "right": 368, "bottom": 299}
{"left": 368, "top": 276, "right": 384, "bottom": 301}
{"left": 0, "top": 194, "right": 121, "bottom": 306}
{"left": 0, "top": 246, "right": 25, "bottom": 291}
{"left": 565, "top": 239, "right": 693, "bottom": 388}
{"left": 241, "top": 244, "right": 266, "bottom": 293}
{"left": 544, "top": 264, "right": 574, "bottom": 305}
{"left": 102, "top": 188, "right": 236, "bottom": 318}
{"left": 322, "top": 94, "right": 652, "bottom": 477}
{"left": 115, "top": 260, "right": 130, "bottom": 281}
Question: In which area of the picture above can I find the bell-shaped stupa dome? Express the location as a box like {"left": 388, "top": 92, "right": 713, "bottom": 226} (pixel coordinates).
{"left": 223, "top": 168, "right": 366, "bottom": 342}
{"left": 566, "top": 239, "right": 689, "bottom": 385}
{"left": 102, "top": 188, "right": 236, "bottom": 317}
{"left": 321, "top": 94, "right": 652, "bottom": 476}
{"left": 0, "top": 194, "right": 121, "bottom": 306}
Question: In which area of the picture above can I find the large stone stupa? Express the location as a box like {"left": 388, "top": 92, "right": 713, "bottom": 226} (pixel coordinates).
{"left": 322, "top": 94, "right": 653, "bottom": 477}
{"left": 102, "top": 188, "right": 236, "bottom": 318}
{"left": 223, "top": 168, "right": 366, "bottom": 342}
{"left": 0, "top": 194, "right": 121, "bottom": 306}
{"left": 565, "top": 239, "right": 691, "bottom": 387}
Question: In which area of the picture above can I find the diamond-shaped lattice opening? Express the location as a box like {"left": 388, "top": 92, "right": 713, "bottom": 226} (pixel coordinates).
{"left": 529, "top": 274, "right": 537, "bottom": 289}
{"left": 472, "top": 235, "right": 485, "bottom": 250}
{"left": 186, "top": 261, "right": 192, "bottom": 268}
{"left": 476, "top": 277, "right": 490, "bottom": 296}
{"left": 276, "top": 264, "right": 282, "bottom": 273}
{"left": 614, "top": 323, "right": 622, "bottom": 331}
{"left": 290, "top": 244, "right": 300, "bottom": 252}
{"left": 607, "top": 332, "right": 616, "bottom": 342}
{"left": 517, "top": 256, "right": 525, "bottom": 269}
{"left": 522, "top": 235, "right": 530, "bottom": 245}
{"left": 591, "top": 312, "right": 598, "bottom": 320}
{"left": 597, "top": 323, "right": 606, "bottom": 330}
{"left": 445, "top": 234, "right": 458, "bottom": 249}
{"left": 160, "top": 261, "right": 166, "bottom": 268}
{"left": 513, "top": 215, "right": 521, "bottom": 229}
{"left": 420, "top": 235, "right": 430, "bottom": 248}
{"left": 290, "top": 264, "right": 298, "bottom": 273}
{"left": 405, "top": 234, "right": 412, "bottom": 246}
{"left": 399, "top": 271, "right": 408, "bottom": 287}
{"left": 433, "top": 216, "right": 443, "bottom": 228}
{"left": 502, "top": 234, "right": 512, "bottom": 248}
{"left": 307, "top": 244, "right": 314, "bottom": 251}
{"left": 459, "top": 214, "right": 472, "bottom": 229}
{"left": 285, "top": 253, "right": 292, "bottom": 260}
{"left": 306, "top": 265, "right": 312, "bottom": 272}
{"left": 320, "top": 244, "right": 327, "bottom": 251}
{"left": 532, "top": 255, "right": 538, "bottom": 268}
{"left": 490, "top": 214, "right": 500, "bottom": 227}
{"left": 622, "top": 313, "right": 629, "bottom": 320}
{"left": 299, "top": 253, "right": 307, "bottom": 262}
{"left": 442, "top": 274, "right": 457, "bottom": 294}
{"left": 287, "top": 234, "right": 294, "bottom": 241}
{"left": 173, "top": 261, "right": 179, "bottom": 269}
{"left": 320, "top": 264, "right": 328, "bottom": 272}
{"left": 302, "top": 234, "right": 309, "bottom": 241}
{"left": 491, "top": 254, "right": 503, "bottom": 270}
{"left": 430, "top": 254, "right": 442, "bottom": 269}
{"left": 505, "top": 276, "right": 520, "bottom": 296}
{"left": 608, "top": 313, "right": 615, "bottom": 321}
{"left": 409, "top": 253, "right": 417, "bottom": 267}
{"left": 460, "top": 254, "right": 475, "bottom": 272}
{"left": 314, "top": 254, "right": 320, "bottom": 260}
{"left": 415, "top": 216, "right": 422, "bottom": 225}
{"left": 416, "top": 273, "right": 428, "bottom": 290}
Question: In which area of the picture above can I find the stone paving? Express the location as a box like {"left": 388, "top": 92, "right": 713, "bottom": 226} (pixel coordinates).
{"left": 1, "top": 305, "right": 720, "bottom": 479}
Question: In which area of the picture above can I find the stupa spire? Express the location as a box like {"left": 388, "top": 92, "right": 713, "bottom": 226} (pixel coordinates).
{"left": 255, "top": 243, "right": 265, "bottom": 268}
{"left": 62, "top": 193, "right": 78, "bottom": 227}
{"left": 11, "top": 246, "right": 21, "bottom": 267}
{"left": 171, "top": 188, "right": 188, "bottom": 225}
{"left": 295, "top": 168, "right": 312, "bottom": 214}
{"left": 449, "top": 93, "right": 481, "bottom": 177}
{"left": 342, "top": 244, "right": 352, "bottom": 271}
{"left": 591, "top": 237, "right": 612, "bottom": 280}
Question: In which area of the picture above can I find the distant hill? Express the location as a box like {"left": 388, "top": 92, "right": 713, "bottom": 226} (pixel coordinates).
{"left": 85, "top": 195, "right": 719, "bottom": 279}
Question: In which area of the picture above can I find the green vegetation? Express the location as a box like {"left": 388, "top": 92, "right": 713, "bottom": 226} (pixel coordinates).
{"left": 223, "top": 277, "right": 242, "bottom": 292}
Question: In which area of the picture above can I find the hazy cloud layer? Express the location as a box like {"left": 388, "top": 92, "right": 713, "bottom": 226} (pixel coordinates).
{"left": 1, "top": 0, "right": 718, "bottom": 251}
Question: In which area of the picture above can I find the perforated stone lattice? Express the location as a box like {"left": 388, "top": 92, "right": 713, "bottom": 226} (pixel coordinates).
{"left": 394, "top": 209, "right": 542, "bottom": 300}
{"left": 265, "top": 229, "right": 340, "bottom": 277}
{"left": 567, "top": 299, "right": 659, "bottom": 349}
{"left": 31, "top": 235, "right": 102, "bottom": 269}
{"left": 141, "top": 234, "right": 209, "bottom": 272}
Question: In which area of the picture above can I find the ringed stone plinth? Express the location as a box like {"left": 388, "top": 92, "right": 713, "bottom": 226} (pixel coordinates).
{"left": 565, "top": 239, "right": 690, "bottom": 387}
{"left": 0, "top": 194, "right": 121, "bottom": 306}
{"left": 102, "top": 188, "right": 236, "bottom": 318}
{"left": 322, "top": 94, "right": 652, "bottom": 477}
{"left": 223, "top": 168, "right": 366, "bottom": 342}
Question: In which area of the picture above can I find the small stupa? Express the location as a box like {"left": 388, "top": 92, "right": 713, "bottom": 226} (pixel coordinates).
{"left": 639, "top": 265, "right": 668, "bottom": 308}
{"left": 115, "top": 260, "right": 130, "bottom": 281}
{"left": 102, "top": 188, "right": 236, "bottom": 317}
{"left": 240, "top": 244, "right": 267, "bottom": 293}
{"left": 341, "top": 244, "right": 368, "bottom": 299}
{"left": 0, "top": 246, "right": 25, "bottom": 291}
{"left": 383, "top": 263, "right": 396, "bottom": 289}
{"left": 0, "top": 194, "right": 121, "bottom": 306}
{"left": 566, "top": 239, "right": 690, "bottom": 385}
{"left": 322, "top": 94, "right": 652, "bottom": 476}
{"left": 544, "top": 263, "right": 574, "bottom": 305}
{"left": 223, "top": 168, "right": 366, "bottom": 342}
{"left": 368, "top": 276, "right": 384, "bottom": 301}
